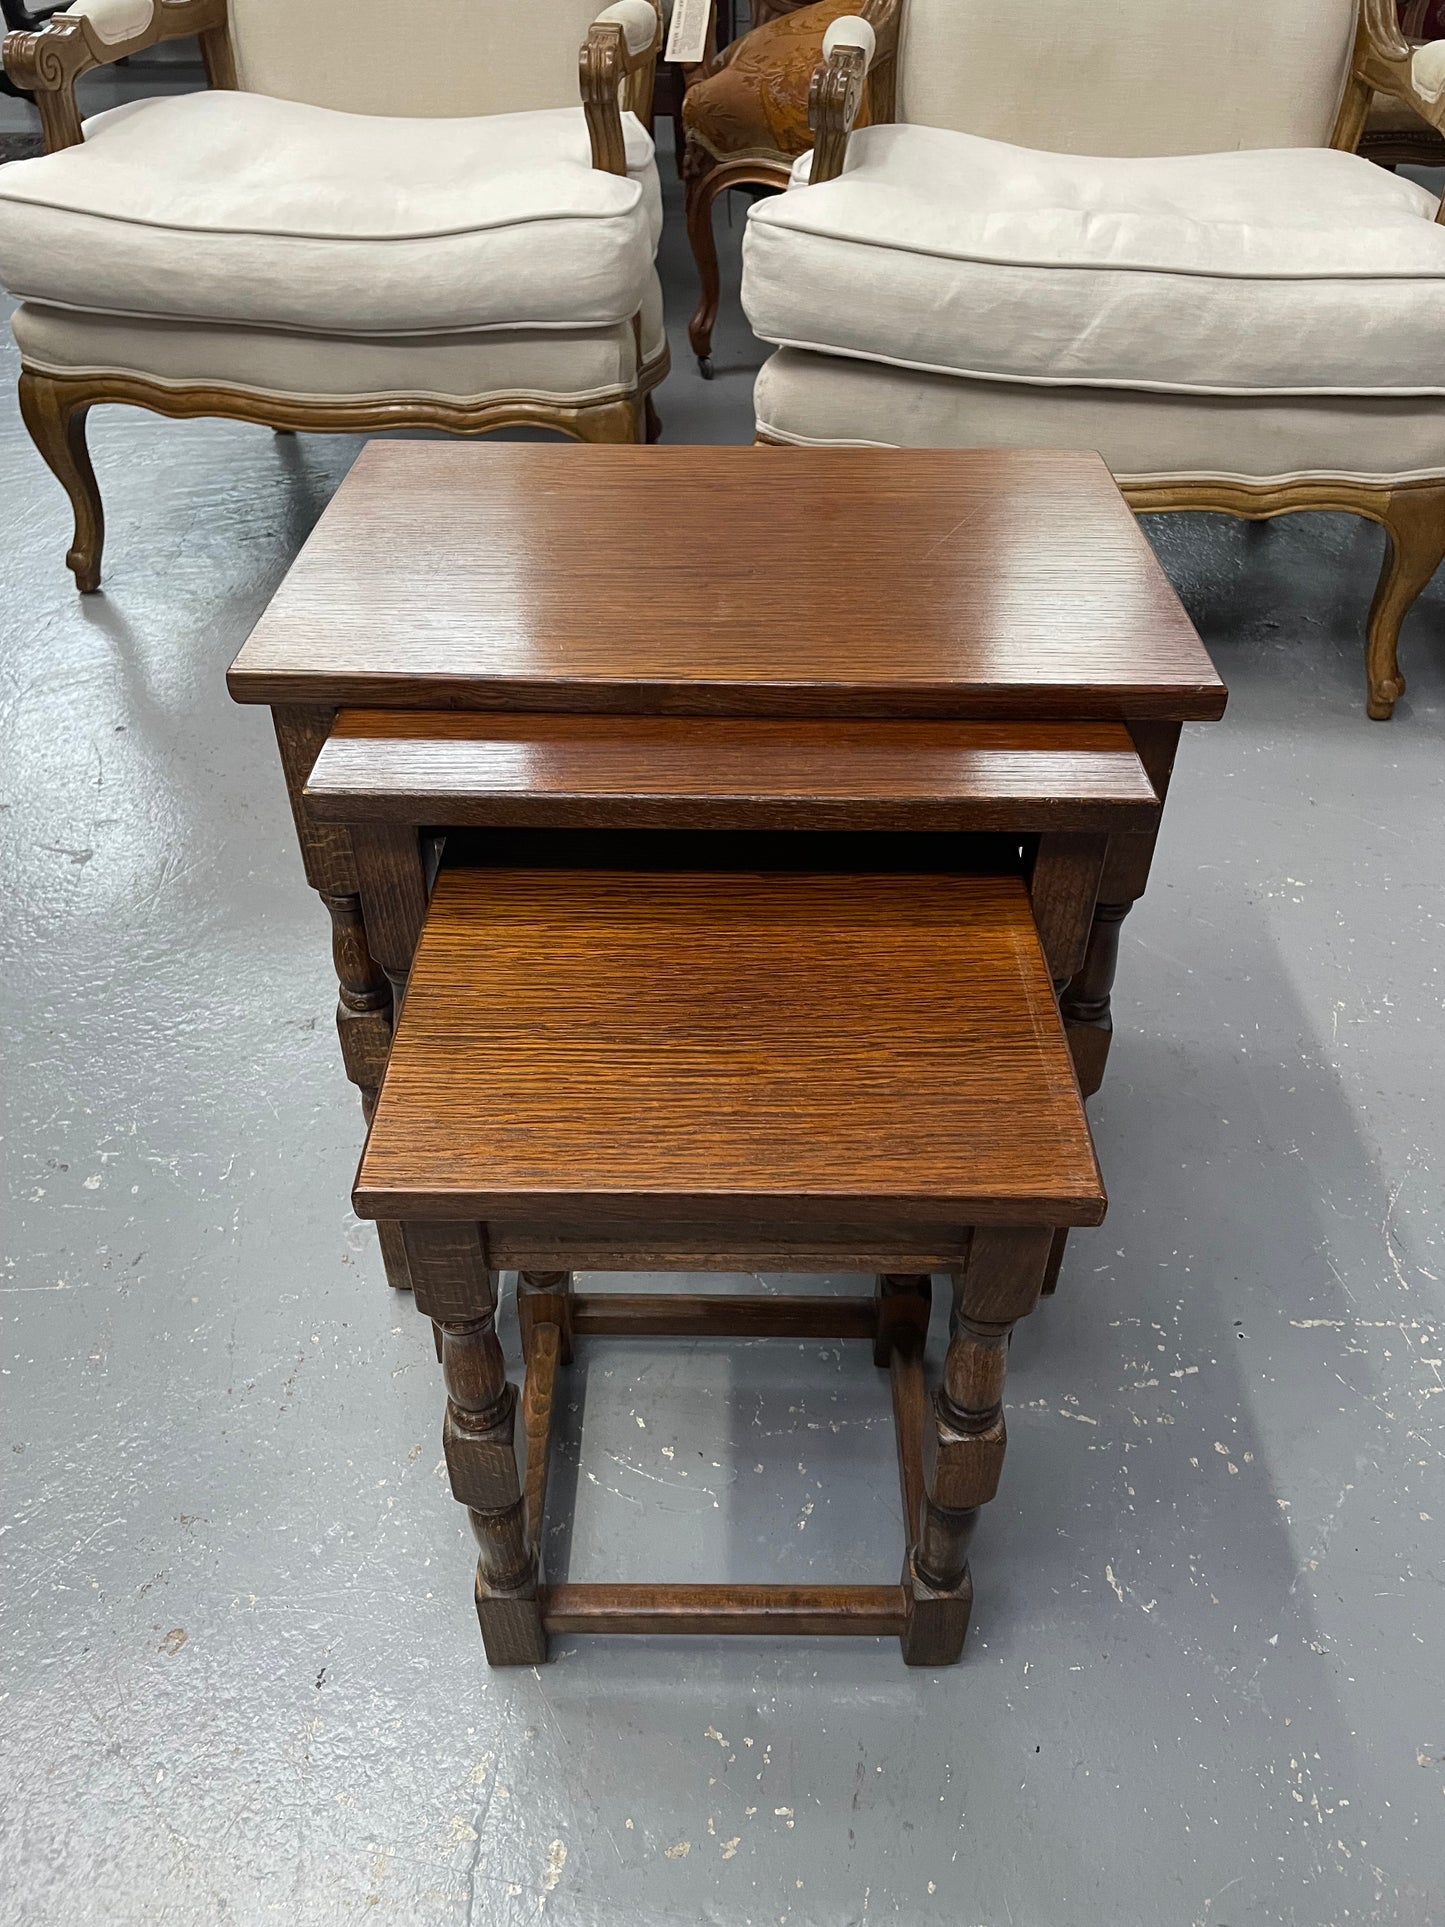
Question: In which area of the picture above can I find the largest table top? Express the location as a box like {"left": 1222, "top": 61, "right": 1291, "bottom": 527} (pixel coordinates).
{"left": 228, "top": 444, "right": 1225, "bottom": 723}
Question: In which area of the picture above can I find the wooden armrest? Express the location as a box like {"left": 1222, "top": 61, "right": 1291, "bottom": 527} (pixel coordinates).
{"left": 807, "top": 0, "right": 898, "bottom": 185}
{"left": 580, "top": 0, "right": 662, "bottom": 174}
{"left": 1354, "top": 0, "right": 1445, "bottom": 166}
{"left": 4, "top": 0, "right": 230, "bottom": 150}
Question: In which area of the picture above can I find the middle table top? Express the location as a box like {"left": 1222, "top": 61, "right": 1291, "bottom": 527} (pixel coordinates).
{"left": 228, "top": 443, "right": 1225, "bottom": 723}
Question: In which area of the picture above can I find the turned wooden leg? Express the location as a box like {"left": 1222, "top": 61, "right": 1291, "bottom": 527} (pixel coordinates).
{"left": 1365, "top": 483, "right": 1445, "bottom": 720}
{"left": 1060, "top": 899, "right": 1132, "bottom": 1100}
{"left": 404, "top": 1224, "right": 545, "bottom": 1666}
{"left": 904, "top": 1227, "right": 1052, "bottom": 1666}
{"left": 18, "top": 371, "right": 104, "bottom": 592}
{"left": 518, "top": 1270, "right": 574, "bottom": 1366}
{"left": 321, "top": 889, "right": 393, "bottom": 1118}
{"left": 644, "top": 393, "right": 662, "bottom": 444}
{"left": 319, "top": 889, "right": 411, "bottom": 1290}
{"left": 684, "top": 151, "right": 726, "bottom": 372}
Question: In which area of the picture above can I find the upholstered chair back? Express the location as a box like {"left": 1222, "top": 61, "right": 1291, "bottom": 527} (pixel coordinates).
{"left": 895, "top": 0, "right": 1361, "bottom": 156}
{"left": 228, "top": 0, "right": 645, "bottom": 117}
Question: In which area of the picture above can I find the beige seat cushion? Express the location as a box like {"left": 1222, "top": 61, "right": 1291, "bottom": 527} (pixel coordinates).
{"left": 753, "top": 349, "right": 1445, "bottom": 487}
{"left": 0, "top": 90, "right": 661, "bottom": 336}
{"left": 742, "top": 124, "right": 1445, "bottom": 399}
{"left": 11, "top": 276, "right": 667, "bottom": 403}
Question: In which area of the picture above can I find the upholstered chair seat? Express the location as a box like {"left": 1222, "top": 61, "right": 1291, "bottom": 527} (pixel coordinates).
{"left": 0, "top": 0, "right": 667, "bottom": 588}
{"left": 747, "top": 130, "right": 1445, "bottom": 403}
{"left": 739, "top": 0, "right": 1445, "bottom": 719}
{"left": 0, "top": 92, "right": 662, "bottom": 336}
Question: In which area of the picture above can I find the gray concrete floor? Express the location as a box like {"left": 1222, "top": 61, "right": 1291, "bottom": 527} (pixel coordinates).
{"left": 3, "top": 72, "right": 1445, "bottom": 1927}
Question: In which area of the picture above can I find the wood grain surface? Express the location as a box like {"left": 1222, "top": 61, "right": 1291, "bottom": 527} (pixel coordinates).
{"left": 353, "top": 867, "right": 1104, "bottom": 1227}
{"left": 305, "top": 711, "right": 1160, "bottom": 833}
{"left": 540, "top": 1583, "right": 911, "bottom": 1637}
{"left": 228, "top": 445, "right": 1226, "bottom": 721}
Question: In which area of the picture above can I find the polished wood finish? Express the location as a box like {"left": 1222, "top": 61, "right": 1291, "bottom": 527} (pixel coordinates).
{"left": 364, "top": 856, "right": 1102, "bottom": 1661}
{"left": 402, "top": 1221, "right": 544, "bottom": 1666}
{"left": 1059, "top": 899, "right": 1132, "bottom": 1100}
{"left": 521, "top": 1318, "right": 560, "bottom": 1551}
{"left": 904, "top": 1225, "right": 1051, "bottom": 1662}
{"left": 542, "top": 1583, "right": 910, "bottom": 1637}
{"left": 1029, "top": 832, "right": 1106, "bottom": 985}
{"left": 251, "top": 453, "right": 1215, "bottom": 1315}
{"left": 570, "top": 1291, "right": 879, "bottom": 1338}
{"left": 229, "top": 445, "right": 1226, "bottom": 722}
{"left": 349, "top": 823, "right": 427, "bottom": 994}
{"left": 685, "top": 154, "right": 791, "bottom": 370}
{"left": 353, "top": 867, "right": 1105, "bottom": 1231}
{"left": 269, "top": 706, "right": 411, "bottom": 1295}
{"left": 306, "top": 711, "right": 1160, "bottom": 833}
{"left": 492, "top": 1227, "right": 969, "bottom": 1269}
{"left": 1125, "top": 477, "right": 1445, "bottom": 721}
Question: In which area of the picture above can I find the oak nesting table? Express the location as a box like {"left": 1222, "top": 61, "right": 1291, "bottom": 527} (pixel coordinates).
{"left": 228, "top": 442, "right": 1226, "bottom": 1662}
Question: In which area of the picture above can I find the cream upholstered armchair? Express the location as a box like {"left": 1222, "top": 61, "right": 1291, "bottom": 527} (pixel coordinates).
{"left": 0, "top": 0, "right": 667, "bottom": 590}
{"left": 740, "top": 0, "right": 1445, "bottom": 720}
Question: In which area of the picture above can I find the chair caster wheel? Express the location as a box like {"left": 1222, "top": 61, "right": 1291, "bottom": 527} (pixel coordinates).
{"left": 698, "top": 356, "right": 714, "bottom": 380}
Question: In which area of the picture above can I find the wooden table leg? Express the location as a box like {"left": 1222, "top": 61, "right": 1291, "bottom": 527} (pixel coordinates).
{"left": 904, "top": 1227, "right": 1051, "bottom": 1666}
{"left": 271, "top": 708, "right": 412, "bottom": 1290}
{"left": 518, "top": 1270, "right": 575, "bottom": 1366}
{"left": 403, "top": 1223, "right": 546, "bottom": 1666}
{"left": 1059, "top": 720, "right": 1181, "bottom": 1101}
{"left": 349, "top": 822, "right": 429, "bottom": 1016}
{"left": 1043, "top": 724, "right": 1181, "bottom": 1298}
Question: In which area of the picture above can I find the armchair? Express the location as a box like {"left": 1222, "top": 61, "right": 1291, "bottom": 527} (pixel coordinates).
{"left": 741, "top": 0, "right": 1445, "bottom": 720}
{"left": 681, "top": 0, "right": 873, "bottom": 373}
{"left": 0, "top": 0, "right": 667, "bottom": 590}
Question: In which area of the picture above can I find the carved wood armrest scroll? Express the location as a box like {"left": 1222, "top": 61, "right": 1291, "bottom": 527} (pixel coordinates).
{"left": 580, "top": 0, "right": 663, "bottom": 175}
{"left": 806, "top": 0, "right": 897, "bottom": 185}
{"left": 4, "top": 0, "right": 231, "bottom": 150}
{"left": 1351, "top": 0, "right": 1445, "bottom": 211}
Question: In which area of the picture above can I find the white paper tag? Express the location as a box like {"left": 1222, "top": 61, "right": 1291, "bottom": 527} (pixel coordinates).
{"left": 665, "top": 0, "right": 711, "bottom": 64}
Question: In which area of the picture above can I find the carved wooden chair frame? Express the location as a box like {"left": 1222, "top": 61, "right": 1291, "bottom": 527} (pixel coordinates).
{"left": 752, "top": 0, "right": 1445, "bottom": 721}
{"left": 682, "top": 0, "right": 825, "bottom": 372}
{"left": 2, "top": 0, "right": 669, "bottom": 592}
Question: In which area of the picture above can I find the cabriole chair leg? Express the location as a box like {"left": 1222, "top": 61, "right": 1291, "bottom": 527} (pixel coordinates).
{"left": 684, "top": 156, "right": 726, "bottom": 374}
{"left": 18, "top": 369, "right": 104, "bottom": 592}
{"left": 1365, "top": 482, "right": 1445, "bottom": 720}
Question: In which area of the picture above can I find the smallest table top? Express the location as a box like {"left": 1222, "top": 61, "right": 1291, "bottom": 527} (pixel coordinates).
{"left": 229, "top": 444, "right": 1225, "bottom": 724}
{"left": 354, "top": 868, "right": 1105, "bottom": 1231}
